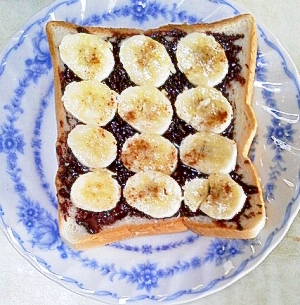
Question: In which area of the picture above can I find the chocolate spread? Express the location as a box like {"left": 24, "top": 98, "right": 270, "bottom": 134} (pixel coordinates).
{"left": 56, "top": 27, "right": 258, "bottom": 234}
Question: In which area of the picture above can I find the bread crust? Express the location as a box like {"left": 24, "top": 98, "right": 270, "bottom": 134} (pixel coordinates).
{"left": 46, "top": 14, "right": 265, "bottom": 250}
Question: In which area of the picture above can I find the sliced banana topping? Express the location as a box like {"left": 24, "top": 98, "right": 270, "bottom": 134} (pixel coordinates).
{"left": 124, "top": 170, "right": 182, "bottom": 218}
{"left": 175, "top": 86, "right": 233, "bottom": 133}
{"left": 183, "top": 178, "right": 210, "bottom": 212}
{"left": 199, "top": 173, "right": 246, "bottom": 220}
{"left": 121, "top": 133, "right": 178, "bottom": 175}
{"left": 176, "top": 32, "right": 228, "bottom": 87}
{"left": 67, "top": 124, "right": 117, "bottom": 168}
{"left": 117, "top": 85, "right": 173, "bottom": 134}
{"left": 71, "top": 170, "right": 121, "bottom": 212}
{"left": 59, "top": 33, "right": 114, "bottom": 81}
{"left": 60, "top": 31, "right": 244, "bottom": 221}
{"left": 180, "top": 131, "right": 237, "bottom": 174}
{"left": 119, "top": 35, "right": 175, "bottom": 87}
{"left": 62, "top": 80, "right": 118, "bottom": 126}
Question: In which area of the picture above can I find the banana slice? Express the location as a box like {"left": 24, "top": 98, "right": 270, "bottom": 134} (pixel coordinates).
{"left": 176, "top": 32, "right": 228, "bottom": 86}
{"left": 119, "top": 35, "right": 175, "bottom": 87}
{"left": 199, "top": 173, "right": 246, "bottom": 220}
{"left": 124, "top": 170, "right": 182, "bottom": 218}
{"left": 175, "top": 86, "right": 233, "bottom": 133}
{"left": 59, "top": 33, "right": 114, "bottom": 81}
{"left": 71, "top": 170, "right": 121, "bottom": 212}
{"left": 183, "top": 178, "right": 209, "bottom": 212}
{"left": 117, "top": 85, "right": 173, "bottom": 134}
{"left": 67, "top": 124, "right": 117, "bottom": 168}
{"left": 121, "top": 133, "right": 178, "bottom": 175}
{"left": 62, "top": 80, "right": 118, "bottom": 126}
{"left": 180, "top": 131, "right": 237, "bottom": 174}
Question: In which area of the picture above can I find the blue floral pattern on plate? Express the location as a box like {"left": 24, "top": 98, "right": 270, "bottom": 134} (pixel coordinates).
{"left": 0, "top": 0, "right": 300, "bottom": 303}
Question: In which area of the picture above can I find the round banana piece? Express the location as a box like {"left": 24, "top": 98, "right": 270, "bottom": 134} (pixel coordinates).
{"left": 199, "top": 173, "right": 246, "bottom": 220}
{"left": 71, "top": 170, "right": 121, "bottom": 212}
{"left": 67, "top": 124, "right": 117, "bottom": 168}
{"left": 124, "top": 170, "right": 182, "bottom": 218}
{"left": 62, "top": 80, "right": 118, "bottom": 126}
{"left": 59, "top": 33, "right": 114, "bottom": 81}
{"left": 119, "top": 35, "right": 175, "bottom": 87}
{"left": 117, "top": 85, "right": 173, "bottom": 134}
{"left": 183, "top": 178, "right": 209, "bottom": 212}
{"left": 175, "top": 86, "right": 233, "bottom": 133}
{"left": 176, "top": 32, "right": 228, "bottom": 87}
{"left": 180, "top": 131, "right": 237, "bottom": 174}
{"left": 121, "top": 133, "right": 178, "bottom": 175}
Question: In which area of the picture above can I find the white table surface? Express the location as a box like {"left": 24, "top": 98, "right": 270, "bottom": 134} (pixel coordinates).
{"left": 0, "top": 1, "right": 299, "bottom": 304}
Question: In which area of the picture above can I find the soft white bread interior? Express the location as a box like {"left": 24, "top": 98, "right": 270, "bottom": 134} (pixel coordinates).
{"left": 46, "top": 13, "right": 265, "bottom": 250}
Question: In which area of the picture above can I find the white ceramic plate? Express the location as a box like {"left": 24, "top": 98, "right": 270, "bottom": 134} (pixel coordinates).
{"left": 0, "top": 0, "right": 299, "bottom": 304}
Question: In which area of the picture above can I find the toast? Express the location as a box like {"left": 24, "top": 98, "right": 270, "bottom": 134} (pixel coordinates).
{"left": 46, "top": 13, "right": 265, "bottom": 250}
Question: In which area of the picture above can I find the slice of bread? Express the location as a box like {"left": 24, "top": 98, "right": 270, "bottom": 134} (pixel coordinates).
{"left": 46, "top": 13, "right": 265, "bottom": 250}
